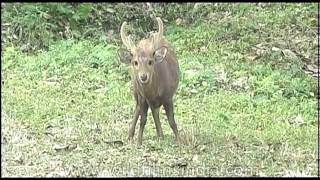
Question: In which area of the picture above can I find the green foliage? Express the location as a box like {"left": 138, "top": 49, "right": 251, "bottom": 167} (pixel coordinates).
{"left": 7, "top": 3, "right": 306, "bottom": 52}
{"left": 2, "top": 3, "right": 220, "bottom": 52}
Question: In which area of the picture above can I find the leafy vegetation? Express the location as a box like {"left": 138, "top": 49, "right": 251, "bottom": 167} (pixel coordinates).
{"left": 1, "top": 3, "right": 317, "bottom": 177}
{"left": 1, "top": 3, "right": 218, "bottom": 51}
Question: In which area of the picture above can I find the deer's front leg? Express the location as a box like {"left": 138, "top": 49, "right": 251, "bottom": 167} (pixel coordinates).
{"left": 164, "top": 99, "right": 180, "bottom": 144}
{"left": 150, "top": 106, "right": 164, "bottom": 140}
{"left": 128, "top": 103, "right": 140, "bottom": 141}
{"left": 137, "top": 100, "right": 149, "bottom": 146}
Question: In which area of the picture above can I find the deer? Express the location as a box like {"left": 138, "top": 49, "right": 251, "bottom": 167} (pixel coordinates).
{"left": 117, "top": 17, "right": 180, "bottom": 145}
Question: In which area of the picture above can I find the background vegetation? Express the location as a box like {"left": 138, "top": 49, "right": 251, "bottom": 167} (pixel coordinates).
{"left": 1, "top": 3, "right": 318, "bottom": 177}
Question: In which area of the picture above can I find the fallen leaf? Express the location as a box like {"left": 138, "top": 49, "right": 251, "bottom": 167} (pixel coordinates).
{"left": 43, "top": 81, "right": 60, "bottom": 86}
{"left": 184, "top": 69, "right": 197, "bottom": 80}
{"left": 42, "top": 12, "right": 51, "bottom": 19}
{"left": 303, "top": 64, "right": 318, "bottom": 73}
{"left": 282, "top": 49, "right": 298, "bottom": 60}
{"left": 176, "top": 18, "right": 182, "bottom": 25}
{"left": 202, "top": 81, "right": 208, "bottom": 87}
{"left": 246, "top": 55, "right": 258, "bottom": 61}
{"left": 232, "top": 77, "right": 249, "bottom": 90}
{"left": 271, "top": 47, "right": 281, "bottom": 52}
{"left": 190, "top": 89, "right": 198, "bottom": 94}
{"left": 199, "top": 145, "right": 206, "bottom": 152}
{"left": 171, "top": 157, "right": 188, "bottom": 168}
{"left": 288, "top": 115, "right": 305, "bottom": 126}
{"left": 200, "top": 46, "right": 208, "bottom": 52}
{"left": 104, "top": 140, "right": 124, "bottom": 146}
{"left": 106, "top": 8, "right": 115, "bottom": 14}
{"left": 53, "top": 144, "right": 69, "bottom": 151}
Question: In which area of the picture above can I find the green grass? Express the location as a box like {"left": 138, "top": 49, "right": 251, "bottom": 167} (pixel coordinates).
{"left": 1, "top": 3, "right": 317, "bottom": 177}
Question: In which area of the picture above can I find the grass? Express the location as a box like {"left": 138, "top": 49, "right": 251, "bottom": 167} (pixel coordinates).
{"left": 1, "top": 3, "right": 317, "bottom": 177}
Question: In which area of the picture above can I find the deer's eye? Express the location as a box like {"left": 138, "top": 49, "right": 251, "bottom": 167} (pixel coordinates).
{"left": 133, "top": 61, "right": 138, "bottom": 66}
{"left": 148, "top": 61, "right": 153, "bottom": 66}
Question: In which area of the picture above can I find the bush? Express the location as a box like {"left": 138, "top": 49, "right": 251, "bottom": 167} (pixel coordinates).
{"left": 2, "top": 3, "right": 231, "bottom": 52}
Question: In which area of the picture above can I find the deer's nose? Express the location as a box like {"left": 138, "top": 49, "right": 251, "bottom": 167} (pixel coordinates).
{"left": 140, "top": 74, "right": 148, "bottom": 82}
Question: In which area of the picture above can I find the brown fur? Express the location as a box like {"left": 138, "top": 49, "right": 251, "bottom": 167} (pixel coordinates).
{"left": 118, "top": 18, "right": 180, "bottom": 145}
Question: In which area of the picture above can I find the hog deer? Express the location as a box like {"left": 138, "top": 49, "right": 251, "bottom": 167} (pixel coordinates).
{"left": 118, "top": 17, "right": 180, "bottom": 145}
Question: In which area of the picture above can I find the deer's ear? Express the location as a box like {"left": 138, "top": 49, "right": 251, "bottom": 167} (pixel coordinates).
{"left": 154, "top": 46, "right": 167, "bottom": 63}
{"left": 118, "top": 49, "right": 132, "bottom": 64}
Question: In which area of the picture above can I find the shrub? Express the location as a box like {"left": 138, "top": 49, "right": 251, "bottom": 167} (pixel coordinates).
{"left": 2, "top": 3, "right": 229, "bottom": 52}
